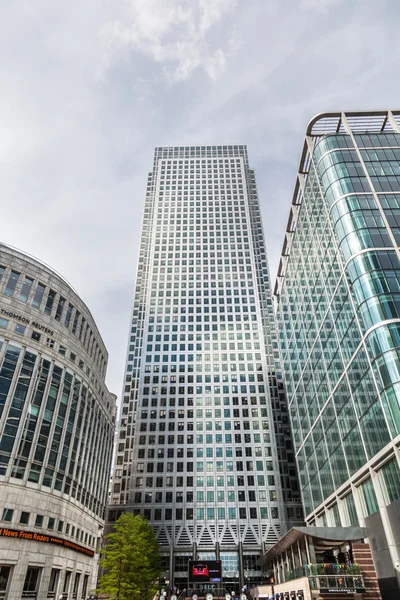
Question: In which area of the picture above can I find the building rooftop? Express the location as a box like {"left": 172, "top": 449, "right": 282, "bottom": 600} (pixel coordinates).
{"left": 274, "top": 109, "right": 400, "bottom": 300}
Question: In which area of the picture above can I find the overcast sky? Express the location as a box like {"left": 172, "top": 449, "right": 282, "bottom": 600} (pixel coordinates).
{"left": 1, "top": 0, "right": 400, "bottom": 396}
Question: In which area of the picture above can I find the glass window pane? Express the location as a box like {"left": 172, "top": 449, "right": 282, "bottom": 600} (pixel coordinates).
{"left": 359, "top": 477, "right": 378, "bottom": 516}
{"left": 4, "top": 271, "right": 20, "bottom": 296}
{"left": 380, "top": 458, "right": 400, "bottom": 504}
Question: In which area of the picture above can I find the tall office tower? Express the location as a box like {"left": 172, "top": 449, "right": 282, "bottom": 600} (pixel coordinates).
{"left": 108, "top": 145, "right": 302, "bottom": 588}
{"left": 275, "top": 111, "right": 400, "bottom": 599}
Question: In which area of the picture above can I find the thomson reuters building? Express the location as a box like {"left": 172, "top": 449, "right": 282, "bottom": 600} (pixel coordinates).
{"left": 0, "top": 243, "right": 116, "bottom": 600}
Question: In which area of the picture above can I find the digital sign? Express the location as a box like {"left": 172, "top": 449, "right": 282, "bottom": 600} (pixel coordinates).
{"left": 0, "top": 527, "right": 94, "bottom": 557}
{"left": 188, "top": 561, "right": 222, "bottom": 583}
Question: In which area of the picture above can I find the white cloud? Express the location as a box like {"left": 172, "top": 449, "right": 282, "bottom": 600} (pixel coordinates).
{"left": 299, "top": 0, "right": 346, "bottom": 11}
{"left": 101, "top": 0, "right": 238, "bottom": 81}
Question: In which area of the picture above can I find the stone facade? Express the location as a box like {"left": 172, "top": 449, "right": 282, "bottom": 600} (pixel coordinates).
{"left": 0, "top": 243, "right": 116, "bottom": 600}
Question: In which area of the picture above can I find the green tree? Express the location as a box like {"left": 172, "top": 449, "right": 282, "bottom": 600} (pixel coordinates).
{"left": 98, "top": 513, "right": 161, "bottom": 600}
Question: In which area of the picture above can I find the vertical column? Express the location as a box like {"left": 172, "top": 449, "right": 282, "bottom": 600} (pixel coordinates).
{"left": 238, "top": 543, "right": 244, "bottom": 588}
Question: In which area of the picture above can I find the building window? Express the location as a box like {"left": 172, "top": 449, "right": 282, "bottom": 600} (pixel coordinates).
{"left": 20, "top": 512, "right": 30, "bottom": 525}
{"left": 63, "top": 571, "right": 72, "bottom": 595}
{"left": 81, "top": 575, "right": 89, "bottom": 600}
{"left": 4, "top": 271, "right": 20, "bottom": 296}
{"left": 359, "top": 478, "right": 378, "bottom": 517}
{"left": 48, "top": 569, "right": 60, "bottom": 597}
{"left": 0, "top": 318, "right": 8, "bottom": 329}
{"left": 32, "top": 283, "right": 45, "bottom": 308}
{"left": 344, "top": 492, "right": 358, "bottom": 525}
{"left": 73, "top": 573, "right": 80, "bottom": 599}
{"left": 23, "top": 567, "right": 42, "bottom": 597}
{"left": 0, "top": 566, "right": 11, "bottom": 597}
{"left": 35, "top": 515, "right": 44, "bottom": 527}
{"left": 1, "top": 509, "right": 13, "bottom": 522}
{"left": 379, "top": 458, "right": 400, "bottom": 504}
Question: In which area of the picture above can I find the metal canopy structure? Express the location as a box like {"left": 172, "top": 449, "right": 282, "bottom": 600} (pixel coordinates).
{"left": 257, "top": 526, "right": 369, "bottom": 565}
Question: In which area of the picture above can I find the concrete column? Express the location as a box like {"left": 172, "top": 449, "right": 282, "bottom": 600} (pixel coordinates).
{"left": 370, "top": 468, "right": 398, "bottom": 580}
{"left": 238, "top": 543, "right": 244, "bottom": 588}
{"left": 169, "top": 546, "right": 174, "bottom": 587}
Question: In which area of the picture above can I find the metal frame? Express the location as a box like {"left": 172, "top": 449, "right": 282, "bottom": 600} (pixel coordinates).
{"left": 274, "top": 110, "right": 400, "bottom": 300}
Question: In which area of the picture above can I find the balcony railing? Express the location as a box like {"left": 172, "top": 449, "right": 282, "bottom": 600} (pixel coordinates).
{"left": 284, "top": 564, "right": 365, "bottom": 592}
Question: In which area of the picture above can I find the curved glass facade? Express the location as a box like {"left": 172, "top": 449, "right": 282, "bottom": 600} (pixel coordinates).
{"left": 275, "top": 113, "right": 400, "bottom": 596}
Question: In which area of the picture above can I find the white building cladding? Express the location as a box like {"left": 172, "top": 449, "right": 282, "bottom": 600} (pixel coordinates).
{"left": 108, "top": 145, "right": 302, "bottom": 587}
{"left": 0, "top": 243, "right": 116, "bottom": 600}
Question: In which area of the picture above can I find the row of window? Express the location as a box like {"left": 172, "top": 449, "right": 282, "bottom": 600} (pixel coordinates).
{"left": 136, "top": 460, "right": 274, "bottom": 473}
{"left": 0, "top": 341, "right": 113, "bottom": 518}
{"left": 140, "top": 408, "right": 265, "bottom": 418}
{"left": 0, "top": 322, "right": 104, "bottom": 393}
{"left": 133, "top": 447, "right": 274, "bottom": 459}
{"left": 137, "top": 421, "right": 269, "bottom": 432}
{"left": 131, "top": 488, "right": 275, "bottom": 502}
{"left": 314, "top": 457, "right": 400, "bottom": 527}
{"left": 132, "top": 473, "right": 273, "bottom": 489}
{"left": 130, "top": 506, "right": 277, "bottom": 521}
{"left": 0, "top": 565, "right": 89, "bottom": 599}
{"left": 0, "top": 265, "right": 106, "bottom": 376}
{"left": 139, "top": 395, "right": 266, "bottom": 407}
{"left": 0, "top": 508, "right": 96, "bottom": 547}
{"left": 142, "top": 373, "right": 262, "bottom": 383}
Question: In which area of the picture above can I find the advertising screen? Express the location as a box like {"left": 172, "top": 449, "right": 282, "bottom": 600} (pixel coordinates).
{"left": 188, "top": 561, "right": 222, "bottom": 583}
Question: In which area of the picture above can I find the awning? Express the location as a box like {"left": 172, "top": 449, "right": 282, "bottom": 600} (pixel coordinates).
{"left": 257, "top": 526, "right": 369, "bottom": 565}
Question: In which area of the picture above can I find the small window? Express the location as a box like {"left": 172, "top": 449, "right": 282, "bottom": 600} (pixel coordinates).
{"left": 48, "top": 517, "right": 55, "bottom": 530}
{"left": 58, "top": 520, "right": 64, "bottom": 533}
{"left": 23, "top": 567, "right": 42, "bottom": 596}
{"left": 2, "top": 508, "right": 13, "bottom": 522}
{"left": 20, "top": 511, "right": 30, "bottom": 525}
{"left": 0, "top": 566, "right": 11, "bottom": 594}
{"left": 4, "top": 271, "right": 20, "bottom": 296}
{"left": 35, "top": 514, "right": 44, "bottom": 527}
{"left": 0, "top": 318, "right": 9, "bottom": 329}
{"left": 58, "top": 346, "right": 66, "bottom": 356}
{"left": 15, "top": 324, "right": 26, "bottom": 335}
{"left": 31, "top": 331, "right": 41, "bottom": 341}
{"left": 48, "top": 569, "right": 60, "bottom": 595}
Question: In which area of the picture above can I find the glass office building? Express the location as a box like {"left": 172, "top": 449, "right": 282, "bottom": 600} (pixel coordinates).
{"left": 108, "top": 145, "right": 302, "bottom": 587}
{"left": 275, "top": 111, "right": 400, "bottom": 599}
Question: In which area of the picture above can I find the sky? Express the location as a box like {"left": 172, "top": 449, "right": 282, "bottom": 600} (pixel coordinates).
{"left": 1, "top": 0, "right": 400, "bottom": 397}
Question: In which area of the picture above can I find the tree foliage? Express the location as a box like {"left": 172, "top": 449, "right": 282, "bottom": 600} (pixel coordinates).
{"left": 98, "top": 513, "right": 161, "bottom": 600}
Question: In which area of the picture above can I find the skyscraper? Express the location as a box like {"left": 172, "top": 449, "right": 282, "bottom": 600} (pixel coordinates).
{"left": 275, "top": 111, "right": 400, "bottom": 599}
{"left": 108, "top": 145, "right": 302, "bottom": 588}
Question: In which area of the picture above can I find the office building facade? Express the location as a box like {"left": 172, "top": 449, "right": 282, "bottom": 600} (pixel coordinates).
{"left": 108, "top": 145, "right": 302, "bottom": 587}
{"left": 0, "top": 243, "right": 116, "bottom": 600}
{"left": 275, "top": 111, "right": 400, "bottom": 599}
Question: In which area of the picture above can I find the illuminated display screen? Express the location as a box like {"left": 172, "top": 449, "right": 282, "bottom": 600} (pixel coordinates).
{"left": 188, "top": 561, "right": 222, "bottom": 583}
{"left": 0, "top": 527, "right": 94, "bottom": 557}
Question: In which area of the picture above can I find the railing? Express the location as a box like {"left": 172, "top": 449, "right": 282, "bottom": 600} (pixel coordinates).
{"left": 284, "top": 564, "right": 365, "bottom": 592}
{"left": 305, "top": 564, "right": 361, "bottom": 576}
